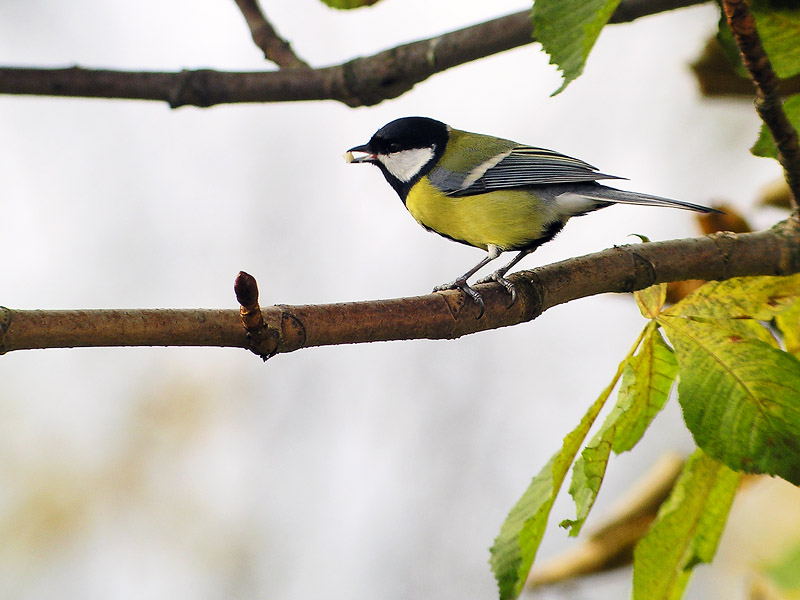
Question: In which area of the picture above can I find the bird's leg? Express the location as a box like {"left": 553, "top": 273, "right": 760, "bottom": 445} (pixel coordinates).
{"left": 432, "top": 245, "right": 503, "bottom": 318}
{"left": 475, "top": 249, "right": 532, "bottom": 306}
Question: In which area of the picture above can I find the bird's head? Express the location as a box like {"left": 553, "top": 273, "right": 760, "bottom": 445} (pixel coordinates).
{"left": 345, "top": 116, "right": 449, "bottom": 199}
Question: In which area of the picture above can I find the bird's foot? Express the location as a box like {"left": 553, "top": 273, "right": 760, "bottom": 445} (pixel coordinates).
{"left": 475, "top": 271, "right": 517, "bottom": 307}
{"left": 433, "top": 279, "right": 485, "bottom": 318}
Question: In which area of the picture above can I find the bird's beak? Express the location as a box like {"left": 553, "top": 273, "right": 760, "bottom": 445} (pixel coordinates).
{"left": 344, "top": 143, "right": 376, "bottom": 164}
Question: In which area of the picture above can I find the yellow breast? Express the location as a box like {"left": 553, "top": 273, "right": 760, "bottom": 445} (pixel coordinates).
{"left": 405, "top": 177, "right": 557, "bottom": 251}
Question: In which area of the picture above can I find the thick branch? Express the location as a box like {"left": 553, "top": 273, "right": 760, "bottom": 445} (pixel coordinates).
{"left": 723, "top": 0, "right": 800, "bottom": 210}
{"left": 0, "top": 0, "right": 708, "bottom": 108}
{"left": 233, "top": 0, "right": 309, "bottom": 68}
{"left": 2, "top": 221, "right": 798, "bottom": 356}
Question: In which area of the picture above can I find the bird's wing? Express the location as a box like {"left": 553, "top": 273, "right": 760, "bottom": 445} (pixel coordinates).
{"left": 430, "top": 144, "right": 625, "bottom": 197}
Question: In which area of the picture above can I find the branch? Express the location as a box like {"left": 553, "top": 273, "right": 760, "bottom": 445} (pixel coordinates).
{"left": 233, "top": 0, "right": 309, "bottom": 68}
{"left": 723, "top": 0, "right": 800, "bottom": 210}
{"left": 0, "top": 0, "right": 708, "bottom": 108}
{"left": 2, "top": 221, "right": 798, "bottom": 356}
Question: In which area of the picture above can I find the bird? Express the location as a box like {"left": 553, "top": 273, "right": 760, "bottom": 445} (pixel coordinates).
{"left": 345, "top": 116, "right": 719, "bottom": 317}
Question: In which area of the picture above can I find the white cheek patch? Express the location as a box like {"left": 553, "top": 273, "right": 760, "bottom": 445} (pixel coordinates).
{"left": 377, "top": 147, "right": 435, "bottom": 182}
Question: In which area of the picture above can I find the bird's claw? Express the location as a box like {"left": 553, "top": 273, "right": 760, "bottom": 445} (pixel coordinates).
{"left": 433, "top": 279, "right": 485, "bottom": 318}
{"left": 475, "top": 272, "right": 518, "bottom": 307}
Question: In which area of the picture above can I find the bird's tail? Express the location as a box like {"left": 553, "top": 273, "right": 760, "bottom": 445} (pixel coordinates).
{"left": 573, "top": 185, "right": 721, "bottom": 214}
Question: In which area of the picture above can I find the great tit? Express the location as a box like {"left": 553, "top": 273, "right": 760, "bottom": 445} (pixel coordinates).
{"left": 345, "top": 116, "right": 718, "bottom": 316}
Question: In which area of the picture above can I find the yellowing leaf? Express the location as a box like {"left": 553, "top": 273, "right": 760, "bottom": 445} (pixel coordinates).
{"left": 635, "top": 283, "right": 668, "bottom": 319}
{"left": 561, "top": 323, "right": 678, "bottom": 536}
{"left": 633, "top": 450, "right": 740, "bottom": 600}
{"left": 319, "top": 0, "right": 380, "bottom": 8}
{"left": 490, "top": 372, "right": 614, "bottom": 599}
{"left": 664, "top": 274, "right": 800, "bottom": 320}
{"left": 612, "top": 324, "right": 678, "bottom": 452}
{"left": 776, "top": 298, "right": 800, "bottom": 357}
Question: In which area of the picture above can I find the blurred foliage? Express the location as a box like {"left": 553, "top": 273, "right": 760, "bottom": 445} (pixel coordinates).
{"left": 692, "top": 37, "right": 789, "bottom": 97}
{"left": 765, "top": 542, "right": 800, "bottom": 592}
{"left": 0, "top": 377, "right": 251, "bottom": 594}
{"left": 759, "top": 180, "right": 794, "bottom": 209}
{"left": 696, "top": 204, "right": 752, "bottom": 234}
{"left": 319, "top": 0, "right": 381, "bottom": 8}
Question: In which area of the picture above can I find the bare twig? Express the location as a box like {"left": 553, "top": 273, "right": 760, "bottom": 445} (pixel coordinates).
{"left": 723, "top": 0, "right": 800, "bottom": 210}
{"left": 0, "top": 0, "right": 709, "bottom": 108}
{"left": 233, "top": 0, "right": 308, "bottom": 68}
{"left": 2, "top": 221, "right": 798, "bottom": 356}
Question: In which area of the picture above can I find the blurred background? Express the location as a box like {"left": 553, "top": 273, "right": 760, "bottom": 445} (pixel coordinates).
{"left": 1, "top": 1, "right": 798, "bottom": 599}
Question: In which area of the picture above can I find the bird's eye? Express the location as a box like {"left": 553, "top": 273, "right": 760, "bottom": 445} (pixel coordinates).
{"left": 388, "top": 142, "right": 401, "bottom": 153}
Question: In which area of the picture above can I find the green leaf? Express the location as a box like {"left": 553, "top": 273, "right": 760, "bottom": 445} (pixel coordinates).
{"left": 632, "top": 450, "right": 740, "bottom": 600}
{"left": 490, "top": 375, "right": 613, "bottom": 599}
{"left": 664, "top": 274, "right": 800, "bottom": 321}
{"left": 612, "top": 324, "right": 678, "bottom": 453}
{"left": 635, "top": 283, "right": 668, "bottom": 319}
{"left": 561, "top": 323, "right": 678, "bottom": 536}
{"left": 532, "top": 0, "right": 622, "bottom": 95}
{"left": 752, "top": 0, "right": 800, "bottom": 79}
{"left": 764, "top": 541, "right": 800, "bottom": 590}
{"left": 775, "top": 298, "right": 800, "bottom": 357}
{"left": 561, "top": 427, "right": 612, "bottom": 537}
{"left": 659, "top": 315, "right": 800, "bottom": 484}
{"left": 319, "top": 0, "right": 380, "bottom": 8}
{"left": 753, "top": 94, "right": 800, "bottom": 158}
